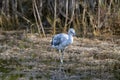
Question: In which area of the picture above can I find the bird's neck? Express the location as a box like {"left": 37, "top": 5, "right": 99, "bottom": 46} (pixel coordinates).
{"left": 68, "top": 34, "right": 73, "bottom": 44}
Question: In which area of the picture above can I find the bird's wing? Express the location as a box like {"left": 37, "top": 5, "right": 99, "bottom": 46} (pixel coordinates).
{"left": 51, "top": 33, "right": 68, "bottom": 46}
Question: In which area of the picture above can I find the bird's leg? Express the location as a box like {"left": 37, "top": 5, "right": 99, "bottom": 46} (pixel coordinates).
{"left": 58, "top": 49, "right": 62, "bottom": 64}
{"left": 61, "top": 49, "right": 64, "bottom": 64}
{"left": 59, "top": 49, "right": 63, "bottom": 64}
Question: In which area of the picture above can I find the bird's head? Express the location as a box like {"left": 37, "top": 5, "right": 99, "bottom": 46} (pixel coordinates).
{"left": 68, "top": 28, "right": 76, "bottom": 36}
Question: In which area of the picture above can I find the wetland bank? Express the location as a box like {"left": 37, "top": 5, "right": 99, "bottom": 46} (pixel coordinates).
{"left": 0, "top": 33, "right": 119, "bottom": 80}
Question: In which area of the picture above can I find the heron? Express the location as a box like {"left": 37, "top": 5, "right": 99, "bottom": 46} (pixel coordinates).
{"left": 51, "top": 28, "right": 75, "bottom": 64}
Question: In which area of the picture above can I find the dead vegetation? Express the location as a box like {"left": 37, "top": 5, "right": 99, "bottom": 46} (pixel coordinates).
{"left": 0, "top": 0, "right": 120, "bottom": 37}
{"left": 0, "top": 33, "right": 120, "bottom": 80}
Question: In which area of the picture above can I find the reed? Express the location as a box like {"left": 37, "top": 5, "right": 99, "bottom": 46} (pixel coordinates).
{"left": 0, "top": 0, "right": 119, "bottom": 37}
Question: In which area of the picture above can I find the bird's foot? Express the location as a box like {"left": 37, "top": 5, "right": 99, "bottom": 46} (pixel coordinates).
{"left": 60, "top": 59, "right": 63, "bottom": 64}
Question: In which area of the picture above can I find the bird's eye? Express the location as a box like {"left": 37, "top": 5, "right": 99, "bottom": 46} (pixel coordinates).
{"left": 70, "top": 31, "right": 72, "bottom": 33}
{"left": 70, "top": 31, "right": 74, "bottom": 34}
{"left": 70, "top": 30, "right": 73, "bottom": 32}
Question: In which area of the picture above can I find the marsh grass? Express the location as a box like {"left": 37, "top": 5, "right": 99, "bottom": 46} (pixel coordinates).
{"left": 0, "top": 33, "right": 119, "bottom": 80}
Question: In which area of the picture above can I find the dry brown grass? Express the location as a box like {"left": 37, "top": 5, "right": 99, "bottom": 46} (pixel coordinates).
{"left": 0, "top": 33, "right": 120, "bottom": 80}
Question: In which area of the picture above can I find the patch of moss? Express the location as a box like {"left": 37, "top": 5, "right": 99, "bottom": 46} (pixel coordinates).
{"left": 8, "top": 74, "right": 20, "bottom": 80}
{"left": 0, "top": 58, "right": 20, "bottom": 73}
{"left": 112, "top": 62, "right": 120, "bottom": 80}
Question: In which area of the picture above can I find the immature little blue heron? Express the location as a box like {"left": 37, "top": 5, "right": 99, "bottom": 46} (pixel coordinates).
{"left": 51, "top": 28, "right": 75, "bottom": 64}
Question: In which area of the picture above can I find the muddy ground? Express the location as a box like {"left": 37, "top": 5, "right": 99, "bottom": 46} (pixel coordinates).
{"left": 0, "top": 32, "right": 120, "bottom": 80}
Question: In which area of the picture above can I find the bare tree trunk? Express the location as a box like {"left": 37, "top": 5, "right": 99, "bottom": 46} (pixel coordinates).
{"left": 63, "top": 0, "right": 68, "bottom": 32}
{"left": 68, "top": 0, "right": 75, "bottom": 29}
{"left": 98, "top": 0, "right": 100, "bottom": 28}
{"left": 82, "top": 3, "right": 87, "bottom": 37}
{"left": 33, "top": 0, "right": 42, "bottom": 37}
{"left": 6, "top": 0, "right": 9, "bottom": 16}
{"left": 14, "top": 0, "right": 19, "bottom": 25}
{"left": 33, "top": 0, "right": 46, "bottom": 37}
{"left": 18, "top": 0, "right": 23, "bottom": 14}
{"left": 53, "top": 0, "right": 57, "bottom": 35}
